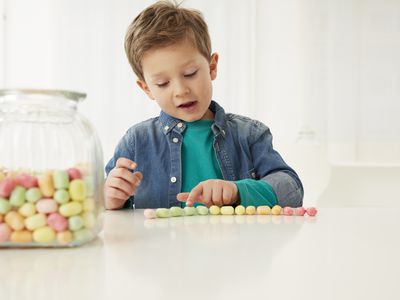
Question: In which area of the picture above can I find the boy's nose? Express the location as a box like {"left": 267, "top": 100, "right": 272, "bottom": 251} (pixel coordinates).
{"left": 173, "top": 80, "right": 190, "bottom": 98}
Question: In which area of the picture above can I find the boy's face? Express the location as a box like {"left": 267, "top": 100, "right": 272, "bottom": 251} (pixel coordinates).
{"left": 137, "top": 39, "right": 218, "bottom": 122}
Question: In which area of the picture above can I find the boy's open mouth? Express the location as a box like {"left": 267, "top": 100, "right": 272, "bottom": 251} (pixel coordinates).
{"left": 178, "top": 101, "right": 197, "bottom": 109}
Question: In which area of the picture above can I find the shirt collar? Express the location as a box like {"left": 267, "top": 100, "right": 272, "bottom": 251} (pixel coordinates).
{"left": 158, "top": 100, "right": 227, "bottom": 137}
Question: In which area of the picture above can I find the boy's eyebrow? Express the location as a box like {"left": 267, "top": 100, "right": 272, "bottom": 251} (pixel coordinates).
{"left": 150, "top": 59, "right": 198, "bottom": 79}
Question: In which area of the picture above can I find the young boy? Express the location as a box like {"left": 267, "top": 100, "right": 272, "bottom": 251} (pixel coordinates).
{"left": 104, "top": 1, "right": 303, "bottom": 210}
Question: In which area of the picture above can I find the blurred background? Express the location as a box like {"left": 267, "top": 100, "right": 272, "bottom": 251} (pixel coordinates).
{"left": 1, "top": 0, "right": 399, "bottom": 207}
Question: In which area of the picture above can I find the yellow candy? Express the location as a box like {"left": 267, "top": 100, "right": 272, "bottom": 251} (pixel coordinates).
{"left": 11, "top": 230, "right": 32, "bottom": 243}
{"left": 25, "top": 213, "right": 47, "bottom": 231}
{"left": 5, "top": 211, "right": 25, "bottom": 231}
{"left": 69, "top": 179, "right": 86, "bottom": 201}
{"left": 18, "top": 202, "right": 37, "bottom": 217}
{"left": 209, "top": 205, "right": 220, "bottom": 215}
{"left": 83, "top": 198, "right": 95, "bottom": 212}
{"left": 271, "top": 205, "right": 282, "bottom": 215}
{"left": 220, "top": 206, "right": 234, "bottom": 215}
{"left": 245, "top": 206, "right": 256, "bottom": 215}
{"left": 82, "top": 212, "right": 96, "bottom": 229}
{"left": 0, "top": 171, "right": 5, "bottom": 181}
{"left": 57, "top": 231, "right": 73, "bottom": 245}
{"left": 33, "top": 226, "right": 56, "bottom": 243}
{"left": 38, "top": 171, "right": 55, "bottom": 197}
{"left": 59, "top": 201, "right": 82, "bottom": 217}
{"left": 257, "top": 206, "right": 271, "bottom": 215}
{"left": 234, "top": 205, "right": 246, "bottom": 215}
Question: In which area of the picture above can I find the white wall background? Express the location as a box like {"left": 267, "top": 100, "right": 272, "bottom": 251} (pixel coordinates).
{"left": 1, "top": 0, "right": 399, "bottom": 204}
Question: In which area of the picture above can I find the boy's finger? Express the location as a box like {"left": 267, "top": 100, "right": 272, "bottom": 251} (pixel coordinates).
{"left": 177, "top": 193, "right": 189, "bottom": 202}
{"left": 115, "top": 157, "right": 137, "bottom": 170}
{"left": 186, "top": 184, "right": 203, "bottom": 206}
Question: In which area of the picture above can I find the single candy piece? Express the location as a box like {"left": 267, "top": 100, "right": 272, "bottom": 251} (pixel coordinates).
{"left": 47, "top": 213, "right": 68, "bottom": 232}
{"left": 0, "top": 197, "right": 12, "bottom": 214}
{"left": 0, "top": 178, "right": 16, "bottom": 198}
{"left": 170, "top": 206, "right": 184, "bottom": 217}
{"left": 209, "top": 205, "right": 220, "bottom": 215}
{"left": 9, "top": 186, "right": 26, "bottom": 207}
{"left": 69, "top": 179, "right": 86, "bottom": 201}
{"left": 220, "top": 206, "right": 234, "bottom": 215}
{"left": 82, "top": 212, "right": 96, "bottom": 229}
{"left": 294, "top": 207, "right": 306, "bottom": 216}
{"left": 25, "top": 187, "right": 42, "bottom": 203}
{"left": 36, "top": 199, "right": 58, "bottom": 214}
{"left": 271, "top": 205, "right": 282, "bottom": 215}
{"left": 38, "top": 172, "right": 55, "bottom": 197}
{"left": 83, "top": 198, "right": 95, "bottom": 211}
{"left": 11, "top": 230, "right": 33, "bottom": 243}
{"left": 15, "top": 173, "right": 38, "bottom": 189}
{"left": 73, "top": 228, "right": 93, "bottom": 243}
{"left": 196, "top": 206, "right": 209, "bottom": 216}
{"left": 257, "top": 206, "right": 271, "bottom": 215}
{"left": 144, "top": 209, "right": 157, "bottom": 219}
{"left": 156, "top": 208, "right": 170, "bottom": 218}
{"left": 0, "top": 223, "right": 12, "bottom": 242}
{"left": 18, "top": 202, "right": 37, "bottom": 217}
{"left": 235, "top": 205, "right": 246, "bottom": 215}
{"left": 57, "top": 231, "right": 73, "bottom": 245}
{"left": 59, "top": 201, "right": 82, "bottom": 217}
{"left": 306, "top": 207, "right": 318, "bottom": 216}
{"left": 183, "top": 206, "right": 197, "bottom": 216}
{"left": 53, "top": 170, "right": 70, "bottom": 189}
{"left": 33, "top": 226, "right": 56, "bottom": 243}
{"left": 5, "top": 211, "right": 25, "bottom": 231}
{"left": 68, "top": 215, "right": 84, "bottom": 231}
{"left": 67, "top": 168, "right": 82, "bottom": 180}
{"left": 245, "top": 206, "right": 256, "bottom": 215}
{"left": 25, "top": 213, "right": 47, "bottom": 231}
{"left": 54, "top": 189, "right": 70, "bottom": 204}
{"left": 283, "top": 206, "right": 294, "bottom": 216}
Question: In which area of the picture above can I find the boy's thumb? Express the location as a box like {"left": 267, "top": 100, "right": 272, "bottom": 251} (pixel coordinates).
{"left": 176, "top": 193, "right": 189, "bottom": 202}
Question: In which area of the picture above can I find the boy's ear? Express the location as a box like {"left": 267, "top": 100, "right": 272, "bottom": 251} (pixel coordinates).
{"left": 209, "top": 52, "right": 219, "bottom": 80}
{"left": 136, "top": 79, "right": 155, "bottom": 100}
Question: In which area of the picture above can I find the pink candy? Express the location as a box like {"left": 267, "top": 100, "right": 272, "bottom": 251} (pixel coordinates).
{"left": 67, "top": 168, "right": 82, "bottom": 180}
{"left": 0, "top": 223, "right": 12, "bottom": 243}
{"left": 47, "top": 213, "right": 68, "bottom": 232}
{"left": 15, "top": 173, "right": 38, "bottom": 189}
{"left": 306, "top": 207, "right": 318, "bottom": 216}
{"left": 0, "top": 178, "right": 16, "bottom": 198}
{"left": 36, "top": 199, "right": 58, "bottom": 214}
{"left": 144, "top": 209, "right": 157, "bottom": 219}
{"left": 283, "top": 207, "right": 294, "bottom": 216}
{"left": 294, "top": 207, "right": 306, "bottom": 216}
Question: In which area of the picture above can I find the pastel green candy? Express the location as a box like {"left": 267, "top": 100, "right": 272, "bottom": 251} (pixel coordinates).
{"left": 69, "top": 179, "right": 86, "bottom": 201}
{"left": 196, "top": 206, "right": 209, "bottom": 216}
{"left": 84, "top": 176, "right": 94, "bottom": 197}
{"left": 25, "top": 187, "right": 42, "bottom": 203}
{"left": 68, "top": 215, "right": 84, "bottom": 231}
{"left": 156, "top": 208, "right": 170, "bottom": 218}
{"left": 53, "top": 170, "right": 69, "bottom": 189}
{"left": 209, "top": 205, "right": 220, "bottom": 215}
{"left": 18, "top": 202, "right": 36, "bottom": 217}
{"left": 25, "top": 213, "right": 47, "bottom": 231}
{"left": 0, "top": 198, "right": 12, "bottom": 214}
{"left": 54, "top": 189, "right": 70, "bottom": 204}
{"left": 9, "top": 186, "right": 26, "bottom": 207}
{"left": 59, "top": 201, "right": 82, "bottom": 217}
{"left": 73, "top": 228, "right": 93, "bottom": 243}
{"left": 170, "top": 206, "right": 183, "bottom": 217}
{"left": 221, "top": 206, "right": 234, "bottom": 215}
{"left": 234, "top": 205, "right": 246, "bottom": 215}
{"left": 183, "top": 206, "right": 197, "bottom": 216}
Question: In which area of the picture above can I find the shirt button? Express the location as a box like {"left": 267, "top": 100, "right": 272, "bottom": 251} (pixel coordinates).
{"left": 170, "top": 176, "right": 177, "bottom": 183}
{"left": 172, "top": 137, "right": 179, "bottom": 143}
{"left": 251, "top": 172, "right": 256, "bottom": 178}
{"left": 164, "top": 125, "right": 169, "bottom": 131}
{"left": 177, "top": 122, "right": 183, "bottom": 128}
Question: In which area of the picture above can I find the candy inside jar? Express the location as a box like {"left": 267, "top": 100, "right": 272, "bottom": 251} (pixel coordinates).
{"left": 0, "top": 89, "right": 104, "bottom": 247}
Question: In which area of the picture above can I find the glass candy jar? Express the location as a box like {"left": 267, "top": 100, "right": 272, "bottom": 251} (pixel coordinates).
{"left": 0, "top": 89, "right": 104, "bottom": 247}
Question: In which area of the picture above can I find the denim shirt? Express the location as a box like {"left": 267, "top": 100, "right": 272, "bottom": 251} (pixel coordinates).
{"left": 105, "top": 101, "right": 304, "bottom": 209}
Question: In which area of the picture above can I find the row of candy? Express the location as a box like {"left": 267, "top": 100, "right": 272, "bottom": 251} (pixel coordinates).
{"left": 144, "top": 205, "right": 318, "bottom": 219}
{"left": 0, "top": 169, "right": 97, "bottom": 245}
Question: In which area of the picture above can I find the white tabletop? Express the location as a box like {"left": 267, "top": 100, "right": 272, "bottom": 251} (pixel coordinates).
{"left": 1, "top": 207, "right": 399, "bottom": 300}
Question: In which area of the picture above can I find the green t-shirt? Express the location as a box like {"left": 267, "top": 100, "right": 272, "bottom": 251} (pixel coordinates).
{"left": 181, "top": 120, "right": 277, "bottom": 207}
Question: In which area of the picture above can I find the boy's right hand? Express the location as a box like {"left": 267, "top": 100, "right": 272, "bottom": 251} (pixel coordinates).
{"left": 104, "top": 157, "right": 142, "bottom": 210}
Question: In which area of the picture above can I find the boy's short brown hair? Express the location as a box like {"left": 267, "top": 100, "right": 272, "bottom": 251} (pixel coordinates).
{"left": 124, "top": 1, "right": 212, "bottom": 82}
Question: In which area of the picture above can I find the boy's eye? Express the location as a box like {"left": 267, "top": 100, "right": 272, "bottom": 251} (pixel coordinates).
{"left": 156, "top": 82, "right": 169, "bottom": 88}
{"left": 184, "top": 70, "right": 197, "bottom": 78}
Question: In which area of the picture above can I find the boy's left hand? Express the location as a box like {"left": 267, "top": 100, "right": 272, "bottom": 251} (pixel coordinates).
{"left": 177, "top": 179, "right": 239, "bottom": 207}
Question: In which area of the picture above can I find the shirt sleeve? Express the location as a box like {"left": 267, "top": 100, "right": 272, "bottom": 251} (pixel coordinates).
{"left": 234, "top": 179, "right": 278, "bottom": 207}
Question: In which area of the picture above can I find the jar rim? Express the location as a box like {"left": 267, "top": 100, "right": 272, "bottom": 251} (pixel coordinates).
{"left": 0, "top": 89, "right": 86, "bottom": 102}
